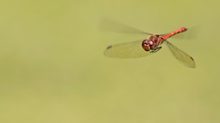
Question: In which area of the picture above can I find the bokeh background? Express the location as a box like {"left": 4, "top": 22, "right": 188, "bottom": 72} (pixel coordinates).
{"left": 0, "top": 0, "right": 219, "bottom": 123}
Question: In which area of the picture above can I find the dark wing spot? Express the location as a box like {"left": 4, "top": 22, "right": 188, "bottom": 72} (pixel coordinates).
{"left": 106, "top": 45, "right": 112, "bottom": 50}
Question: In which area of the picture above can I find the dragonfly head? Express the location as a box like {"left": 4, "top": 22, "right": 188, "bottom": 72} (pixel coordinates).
{"left": 142, "top": 39, "right": 153, "bottom": 51}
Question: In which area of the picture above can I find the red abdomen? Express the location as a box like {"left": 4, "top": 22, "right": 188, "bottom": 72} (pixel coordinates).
{"left": 162, "top": 27, "right": 187, "bottom": 40}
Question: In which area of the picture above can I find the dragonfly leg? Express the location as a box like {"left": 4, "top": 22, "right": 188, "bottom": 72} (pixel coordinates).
{"left": 150, "top": 46, "right": 162, "bottom": 53}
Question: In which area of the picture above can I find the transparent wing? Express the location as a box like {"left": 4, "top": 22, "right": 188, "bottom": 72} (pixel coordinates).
{"left": 100, "top": 19, "right": 152, "bottom": 35}
{"left": 165, "top": 41, "right": 196, "bottom": 68}
{"left": 104, "top": 40, "right": 151, "bottom": 58}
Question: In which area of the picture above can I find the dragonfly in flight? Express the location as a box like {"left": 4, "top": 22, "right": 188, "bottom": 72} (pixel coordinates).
{"left": 104, "top": 23, "right": 196, "bottom": 68}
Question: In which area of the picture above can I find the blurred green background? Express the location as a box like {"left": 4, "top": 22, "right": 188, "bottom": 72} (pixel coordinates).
{"left": 0, "top": 0, "right": 219, "bottom": 123}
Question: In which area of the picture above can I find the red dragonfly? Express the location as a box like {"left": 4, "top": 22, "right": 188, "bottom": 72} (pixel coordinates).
{"left": 104, "top": 26, "right": 196, "bottom": 68}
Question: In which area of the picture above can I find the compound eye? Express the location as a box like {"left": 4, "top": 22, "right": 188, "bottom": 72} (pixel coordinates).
{"left": 142, "top": 41, "right": 150, "bottom": 51}
{"left": 143, "top": 42, "right": 148, "bottom": 46}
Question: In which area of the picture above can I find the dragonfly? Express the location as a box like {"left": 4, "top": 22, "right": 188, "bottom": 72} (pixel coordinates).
{"left": 104, "top": 25, "right": 196, "bottom": 68}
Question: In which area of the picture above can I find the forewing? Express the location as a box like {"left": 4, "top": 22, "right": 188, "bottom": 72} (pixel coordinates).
{"left": 165, "top": 41, "right": 196, "bottom": 68}
{"left": 104, "top": 40, "right": 151, "bottom": 58}
{"left": 100, "top": 19, "right": 152, "bottom": 35}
